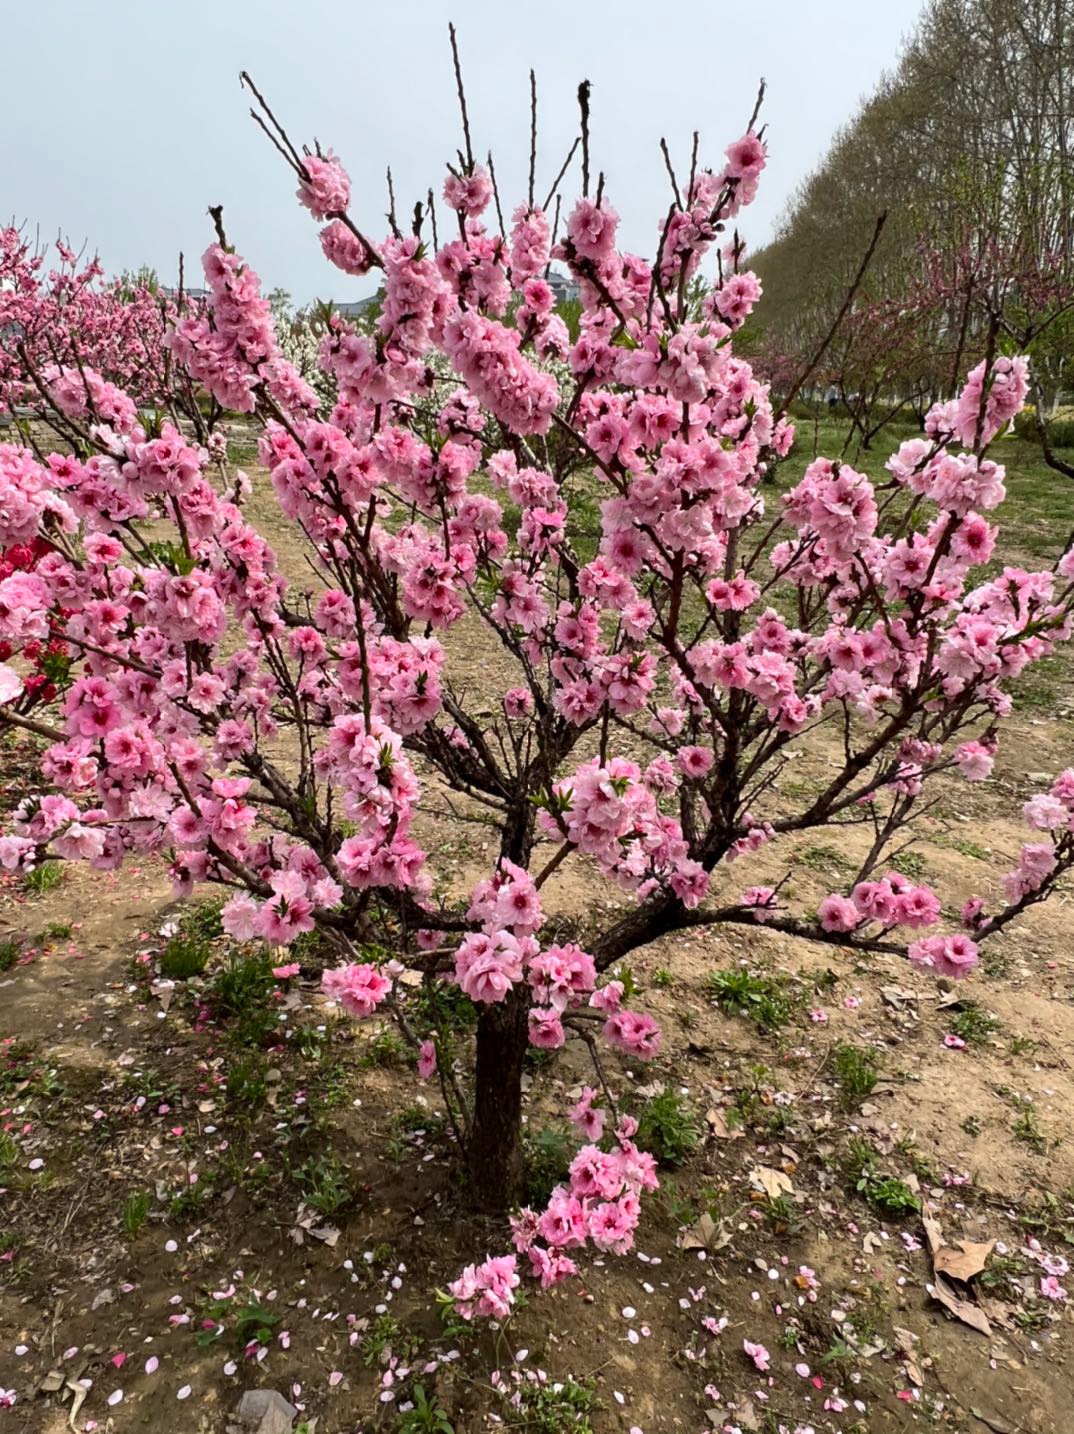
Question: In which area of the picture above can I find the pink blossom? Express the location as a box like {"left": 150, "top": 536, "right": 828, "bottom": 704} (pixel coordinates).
{"left": 742, "top": 1339, "right": 770, "bottom": 1372}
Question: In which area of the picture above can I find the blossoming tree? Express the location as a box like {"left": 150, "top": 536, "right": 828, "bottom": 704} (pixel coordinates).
{"left": 3, "top": 41, "right": 1074, "bottom": 1312}
{"left": 0, "top": 228, "right": 176, "bottom": 425}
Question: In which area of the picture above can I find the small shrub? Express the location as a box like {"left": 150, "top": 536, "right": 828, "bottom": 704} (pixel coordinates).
{"left": 635, "top": 1089, "right": 701, "bottom": 1167}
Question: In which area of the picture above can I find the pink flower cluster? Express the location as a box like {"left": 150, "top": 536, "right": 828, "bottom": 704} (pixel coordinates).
{"left": 500, "top": 1113, "right": 659, "bottom": 1304}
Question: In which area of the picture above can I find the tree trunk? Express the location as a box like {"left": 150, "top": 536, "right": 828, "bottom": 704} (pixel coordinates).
{"left": 468, "top": 992, "right": 529, "bottom": 1213}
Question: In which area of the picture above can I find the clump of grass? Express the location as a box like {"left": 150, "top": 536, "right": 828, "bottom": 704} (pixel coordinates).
{"left": 948, "top": 1001, "right": 1000, "bottom": 1045}
{"left": 22, "top": 861, "right": 63, "bottom": 896}
{"left": 708, "top": 967, "right": 800, "bottom": 1030}
{"left": 651, "top": 967, "right": 674, "bottom": 989}
{"left": 0, "top": 936, "right": 21, "bottom": 973}
{"left": 635, "top": 1089, "right": 701, "bottom": 1167}
{"left": 159, "top": 899, "right": 226, "bottom": 979}
{"left": 207, "top": 949, "right": 278, "bottom": 1044}
{"left": 833, "top": 1042, "right": 881, "bottom": 1109}
{"left": 121, "top": 1189, "right": 152, "bottom": 1239}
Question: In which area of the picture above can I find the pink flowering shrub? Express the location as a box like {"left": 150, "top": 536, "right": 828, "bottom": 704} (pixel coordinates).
{"left": 2, "top": 49, "right": 1074, "bottom": 1321}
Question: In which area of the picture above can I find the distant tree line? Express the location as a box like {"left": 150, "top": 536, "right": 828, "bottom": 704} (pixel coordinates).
{"left": 748, "top": 0, "right": 1074, "bottom": 464}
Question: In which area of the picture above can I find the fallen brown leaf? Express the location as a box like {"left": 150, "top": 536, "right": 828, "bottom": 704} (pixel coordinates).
{"left": 927, "top": 1274, "right": 991, "bottom": 1335}
{"left": 749, "top": 1165, "right": 793, "bottom": 1200}
{"left": 678, "top": 1210, "right": 733, "bottom": 1252}
{"left": 935, "top": 1238, "right": 995, "bottom": 1283}
{"left": 705, "top": 1107, "right": 743, "bottom": 1140}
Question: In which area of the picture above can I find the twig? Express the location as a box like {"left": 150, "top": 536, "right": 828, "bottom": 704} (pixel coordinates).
{"left": 447, "top": 22, "right": 474, "bottom": 170}
{"left": 577, "top": 80, "right": 591, "bottom": 197}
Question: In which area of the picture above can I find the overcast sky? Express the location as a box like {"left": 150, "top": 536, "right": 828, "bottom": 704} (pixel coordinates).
{"left": 6, "top": 0, "right": 924, "bottom": 305}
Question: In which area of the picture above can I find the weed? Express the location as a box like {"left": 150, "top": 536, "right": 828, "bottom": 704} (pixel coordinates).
{"left": 1013, "top": 1106, "right": 1049, "bottom": 1154}
{"left": 0, "top": 937, "right": 20, "bottom": 973}
{"left": 22, "top": 861, "right": 63, "bottom": 896}
{"left": 0, "top": 1132, "right": 19, "bottom": 1175}
{"left": 798, "top": 843, "right": 854, "bottom": 875}
{"left": 160, "top": 929, "right": 212, "bottom": 979}
{"left": 962, "top": 1114, "right": 984, "bottom": 1137}
{"left": 832, "top": 1042, "right": 881, "bottom": 1109}
{"left": 121, "top": 1190, "right": 152, "bottom": 1239}
{"left": 177, "top": 898, "right": 225, "bottom": 941}
{"left": 396, "top": 1385, "right": 455, "bottom": 1433}
{"left": 208, "top": 949, "right": 279, "bottom": 1044}
{"left": 948, "top": 1002, "right": 1000, "bottom": 1045}
{"left": 524, "top": 1123, "right": 574, "bottom": 1205}
{"left": 195, "top": 1298, "right": 280, "bottom": 1350}
{"left": 635, "top": 1089, "right": 701, "bottom": 1167}
{"left": 43, "top": 922, "right": 73, "bottom": 942}
{"left": 357, "top": 1027, "right": 408, "bottom": 1069}
{"left": 386, "top": 1105, "right": 443, "bottom": 1160}
{"left": 933, "top": 833, "right": 991, "bottom": 861}
{"left": 978, "top": 1254, "right": 1029, "bottom": 1299}
{"left": 652, "top": 967, "right": 674, "bottom": 988}
{"left": 708, "top": 967, "right": 800, "bottom": 1030}
{"left": 360, "top": 1313, "right": 420, "bottom": 1366}
{"left": 843, "top": 1139, "right": 920, "bottom": 1216}
{"left": 226, "top": 1051, "right": 269, "bottom": 1106}
{"left": 406, "top": 980, "right": 476, "bottom": 1037}
{"left": 889, "top": 851, "right": 929, "bottom": 881}
{"left": 496, "top": 1372, "right": 598, "bottom": 1431}
{"left": 294, "top": 1152, "right": 352, "bottom": 1215}
{"left": 894, "top": 1137, "right": 938, "bottom": 1185}
{"left": 1008, "top": 1034, "right": 1038, "bottom": 1056}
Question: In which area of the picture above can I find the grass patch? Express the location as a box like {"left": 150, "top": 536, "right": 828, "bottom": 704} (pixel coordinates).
{"left": 832, "top": 1042, "right": 881, "bottom": 1109}
{"left": 22, "top": 861, "right": 63, "bottom": 896}
{"left": 121, "top": 1190, "right": 152, "bottom": 1239}
{"left": 0, "top": 937, "right": 21, "bottom": 973}
{"left": 708, "top": 967, "right": 801, "bottom": 1031}
{"left": 947, "top": 1002, "right": 1000, "bottom": 1045}
{"left": 844, "top": 1139, "right": 920, "bottom": 1217}
{"left": 635, "top": 1089, "right": 701, "bottom": 1168}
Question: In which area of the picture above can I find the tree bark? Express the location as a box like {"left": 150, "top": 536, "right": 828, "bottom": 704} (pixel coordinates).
{"left": 468, "top": 991, "right": 529, "bottom": 1213}
{"left": 592, "top": 890, "right": 684, "bottom": 970}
